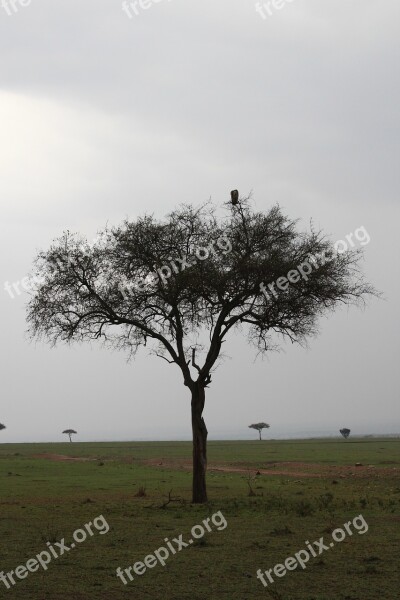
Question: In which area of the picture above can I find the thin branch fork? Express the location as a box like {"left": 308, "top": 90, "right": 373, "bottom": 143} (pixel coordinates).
{"left": 159, "top": 489, "right": 184, "bottom": 509}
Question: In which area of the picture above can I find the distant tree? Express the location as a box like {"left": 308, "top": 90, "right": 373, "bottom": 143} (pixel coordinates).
{"left": 27, "top": 199, "right": 376, "bottom": 503}
{"left": 249, "top": 422, "right": 270, "bottom": 440}
{"left": 0, "top": 423, "right": 6, "bottom": 432}
{"left": 340, "top": 428, "right": 351, "bottom": 439}
{"left": 62, "top": 429, "right": 77, "bottom": 442}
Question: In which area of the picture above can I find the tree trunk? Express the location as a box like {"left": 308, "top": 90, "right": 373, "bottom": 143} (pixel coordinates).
{"left": 191, "top": 383, "right": 208, "bottom": 503}
{"left": 69, "top": 434, "right": 72, "bottom": 442}
{"left": 259, "top": 430, "right": 262, "bottom": 441}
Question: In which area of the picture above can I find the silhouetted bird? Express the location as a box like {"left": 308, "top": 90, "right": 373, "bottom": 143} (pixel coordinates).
{"left": 230, "top": 189, "right": 239, "bottom": 205}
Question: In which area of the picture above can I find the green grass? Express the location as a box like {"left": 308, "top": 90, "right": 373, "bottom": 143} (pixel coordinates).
{"left": 0, "top": 438, "right": 399, "bottom": 599}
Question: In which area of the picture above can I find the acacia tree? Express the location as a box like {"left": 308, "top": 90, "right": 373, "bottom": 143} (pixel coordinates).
{"left": 0, "top": 424, "right": 6, "bottom": 432}
{"left": 249, "top": 422, "right": 270, "bottom": 440}
{"left": 62, "top": 429, "right": 77, "bottom": 442}
{"left": 27, "top": 199, "right": 375, "bottom": 503}
{"left": 340, "top": 428, "right": 351, "bottom": 439}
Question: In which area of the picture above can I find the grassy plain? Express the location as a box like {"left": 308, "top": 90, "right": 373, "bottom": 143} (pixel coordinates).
{"left": 0, "top": 438, "right": 399, "bottom": 599}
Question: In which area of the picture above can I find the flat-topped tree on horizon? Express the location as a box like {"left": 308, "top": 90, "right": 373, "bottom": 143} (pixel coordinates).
{"left": 0, "top": 423, "right": 6, "bottom": 433}
{"left": 62, "top": 429, "right": 77, "bottom": 442}
{"left": 340, "top": 428, "right": 351, "bottom": 439}
{"left": 249, "top": 422, "right": 270, "bottom": 440}
{"left": 27, "top": 196, "right": 377, "bottom": 503}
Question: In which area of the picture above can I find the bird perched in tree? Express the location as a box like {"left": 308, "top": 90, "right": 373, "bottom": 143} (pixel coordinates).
{"left": 230, "top": 189, "right": 239, "bottom": 205}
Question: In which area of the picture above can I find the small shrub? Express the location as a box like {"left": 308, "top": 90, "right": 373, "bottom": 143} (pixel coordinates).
{"left": 317, "top": 492, "right": 334, "bottom": 510}
{"left": 40, "top": 525, "right": 63, "bottom": 544}
{"left": 192, "top": 535, "right": 209, "bottom": 547}
{"left": 363, "top": 556, "right": 381, "bottom": 563}
{"left": 135, "top": 486, "right": 147, "bottom": 498}
{"left": 294, "top": 500, "right": 315, "bottom": 517}
{"left": 270, "top": 525, "right": 294, "bottom": 536}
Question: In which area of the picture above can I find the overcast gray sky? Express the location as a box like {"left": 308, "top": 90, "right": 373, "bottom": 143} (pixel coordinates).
{"left": 1, "top": 0, "right": 399, "bottom": 443}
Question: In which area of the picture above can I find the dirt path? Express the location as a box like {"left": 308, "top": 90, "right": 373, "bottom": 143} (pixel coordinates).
{"left": 140, "top": 457, "right": 399, "bottom": 479}
{"left": 32, "top": 454, "right": 97, "bottom": 462}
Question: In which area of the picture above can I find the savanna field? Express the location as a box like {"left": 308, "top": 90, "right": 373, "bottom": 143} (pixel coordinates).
{"left": 0, "top": 438, "right": 399, "bottom": 600}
